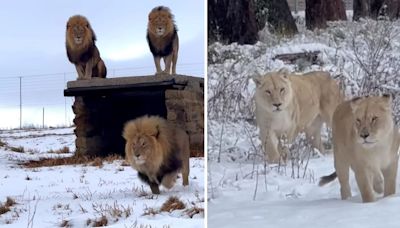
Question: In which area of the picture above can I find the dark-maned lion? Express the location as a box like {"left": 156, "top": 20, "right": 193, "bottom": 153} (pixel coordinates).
{"left": 147, "top": 6, "right": 179, "bottom": 75}
{"left": 66, "top": 15, "right": 107, "bottom": 79}
{"left": 123, "top": 115, "right": 190, "bottom": 194}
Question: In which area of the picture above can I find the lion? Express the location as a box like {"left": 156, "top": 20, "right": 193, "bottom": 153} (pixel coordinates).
{"left": 319, "top": 95, "right": 400, "bottom": 203}
{"left": 122, "top": 115, "right": 190, "bottom": 194}
{"left": 66, "top": 15, "right": 107, "bottom": 80}
{"left": 253, "top": 69, "right": 342, "bottom": 163}
{"left": 146, "top": 6, "right": 179, "bottom": 75}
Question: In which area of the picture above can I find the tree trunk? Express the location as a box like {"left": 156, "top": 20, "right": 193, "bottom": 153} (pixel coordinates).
{"left": 353, "top": 0, "right": 400, "bottom": 20}
{"left": 306, "top": 0, "right": 347, "bottom": 30}
{"left": 255, "top": 0, "right": 298, "bottom": 36}
{"left": 371, "top": 0, "right": 385, "bottom": 18}
{"left": 325, "top": 0, "right": 347, "bottom": 21}
{"left": 207, "top": 0, "right": 218, "bottom": 44}
{"left": 208, "top": 0, "right": 258, "bottom": 45}
{"left": 381, "top": 0, "right": 400, "bottom": 19}
{"left": 306, "top": 0, "right": 327, "bottom": 30}
{"left": 353, "top": 0, "right": 371, "bottom": 20}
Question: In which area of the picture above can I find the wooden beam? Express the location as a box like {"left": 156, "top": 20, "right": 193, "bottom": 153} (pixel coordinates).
{"left": 64, "top": 80, "right": 177, "bottom": 97}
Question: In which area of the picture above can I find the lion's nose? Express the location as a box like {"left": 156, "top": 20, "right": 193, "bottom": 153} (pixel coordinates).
{"left": 360, "top": 132, "right": 370, "bottom": 139}
{"left": 273, "top": 103, "right": 282, "bottom": 108}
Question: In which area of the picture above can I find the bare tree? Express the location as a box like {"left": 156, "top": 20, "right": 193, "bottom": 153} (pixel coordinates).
{"left": 208, "top": 0, "right": 259, "bottom": 44}
{"left": 255, "top": 0, "right": 298, "bottom": 36}
{"left": 353, "top": 0, "right": 400, "bottom": 20}
{"left": 349, "top": 20, "right": 398, "bottom": 94}
{"left": 209, "top": 0, "right": 301, "bottom": 44}
{"left": 325, "top": 0, "right": 347, "bottom": 21}
{"left": 353, "top": 0, "right": 381, "bottom": 20}
{"left": 381, "top": 0, "right": 400, "bottom": 19}
{"left": 348, "top": 19, "right": 400, "bottom": 124}
{"left": 306, "top": 0, "right": 347, "bottom": 30}
{"left": 306, "top": 0, "right": 327, "bottom": 30}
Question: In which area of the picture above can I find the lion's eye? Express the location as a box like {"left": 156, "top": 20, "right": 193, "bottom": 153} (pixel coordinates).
{"left": 265, "top": 90, "right": 271, "bottom": 95}
{"left": 372, "top": 116, "right": 378, "bottom": 122}
{"left": 280, "top": 88, "right": 285, "bottom": 93}
{"left": 356, "top": 118, "right": 361, "bottom": 125}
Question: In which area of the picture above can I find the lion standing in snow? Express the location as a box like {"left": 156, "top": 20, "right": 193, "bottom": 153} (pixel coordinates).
{"left": 253, "top": 69, "right": 342, "bottom": 163}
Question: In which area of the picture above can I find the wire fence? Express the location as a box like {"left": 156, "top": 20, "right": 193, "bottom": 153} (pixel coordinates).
{"left": 0, "top": 62, "right": 204, "bottom": 129}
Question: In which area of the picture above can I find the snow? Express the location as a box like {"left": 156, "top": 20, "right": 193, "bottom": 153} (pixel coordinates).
{"left": 0, "top": 128, "right": 75, "bottom": 153}
{"left": 208, "top": 121, "right": 400, "bottom": 228}
{"left": 0, "top": 127, "right": 204, "bottom": 227}
{"left": 208, "top": 17, "right": 400, "bottom": 228}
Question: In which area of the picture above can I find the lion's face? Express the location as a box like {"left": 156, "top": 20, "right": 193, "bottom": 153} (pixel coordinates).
{"left": 66, "top": 15, "right": 92, "bottom": 46}
{"left": 70, "top": 24, "right": 87, "bottom": 45}
{"left": 351, "top": 95, "right": 393, "bottom": 147}
{"left": 148, "top": 10, "right": 174, "bottom": 37}
{"left": 254, "top": 70, "right": 293, "bottom": 113}
{"left": 126, "top": 135, "right": 156, "bottom": 165}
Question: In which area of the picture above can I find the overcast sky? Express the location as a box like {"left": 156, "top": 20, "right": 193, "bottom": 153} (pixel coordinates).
{"left": 0, "top": 1, "right": 205, "bottom": 128}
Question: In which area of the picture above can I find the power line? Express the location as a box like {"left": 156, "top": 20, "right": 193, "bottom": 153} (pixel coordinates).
{"left": 0, "top": 64, "right": 203, "bottom": 128}
{"left": 0, "top": 101, "right": 74, "bottom": 108}
{"left": 0, "top": 62, "right": 204, "bottom": 79}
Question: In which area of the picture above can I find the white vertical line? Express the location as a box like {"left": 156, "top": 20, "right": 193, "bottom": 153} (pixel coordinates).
{"left": 203, "top": 0, "right": 208, "bottom": 226}
{"left": 19, "top": 76, "right": 22, "bottom": 129}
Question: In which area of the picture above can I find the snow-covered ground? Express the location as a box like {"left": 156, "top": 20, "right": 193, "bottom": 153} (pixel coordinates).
{"left": 0, "top": 128, "right": 75, "bottom": 154}
{"left": 208, "top": 17, "right": 400, "bottom": 228}
{"left": 208, "top": 121, "right": 400, "bottom": 228}
{"left": 0, "top": 128, "right": 204, "bottom": 227}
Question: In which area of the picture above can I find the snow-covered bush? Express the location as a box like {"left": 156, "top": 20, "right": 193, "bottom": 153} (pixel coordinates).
{"left": 208, "top": 18, "right": 400, "bottom": 163}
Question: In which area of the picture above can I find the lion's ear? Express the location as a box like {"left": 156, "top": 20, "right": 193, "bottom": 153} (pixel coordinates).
{"left": 350, "top": 96, "right": 362, "bottom": 113}
{"left": 154, "top": 125, "right": 160, "bottom": 139}
{"left": 66, "top": 23, "right": 70, "bottom": 29}
{"left": 278, "top": 68, "right": 290, "bottom": 79}
{"left": 252, "top": 75, "right": 262, "bottom": 87}
{"left": 382, "top": 93, "right": 393, "bottom": 107}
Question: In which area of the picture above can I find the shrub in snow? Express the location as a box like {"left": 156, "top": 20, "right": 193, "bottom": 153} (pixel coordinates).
{"left": 208, "top": 18, "right": 400, "bottom": 163}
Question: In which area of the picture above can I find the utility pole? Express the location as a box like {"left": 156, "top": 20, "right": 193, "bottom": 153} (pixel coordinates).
{"left": 64, "top": 73, "right": 67, "bottom": 126}
{"left": 19, "top": 76, "right": 22, "bottom": 129}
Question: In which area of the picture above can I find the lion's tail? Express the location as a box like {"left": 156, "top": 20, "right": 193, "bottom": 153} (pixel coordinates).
{"left": 318, "top": 171, "right": 337, "bottom": 186}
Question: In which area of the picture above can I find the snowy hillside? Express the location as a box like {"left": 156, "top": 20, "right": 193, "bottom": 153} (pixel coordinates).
{"left": 0, "top": 128, "right": 204, "bottom": 227}
{"left": 208, "top": 18, "right": 400, "bottom": 227}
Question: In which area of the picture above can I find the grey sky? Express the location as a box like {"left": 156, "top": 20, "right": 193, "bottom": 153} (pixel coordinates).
{"left": 0, "top": 1, "right": 205, "bottom": 128}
